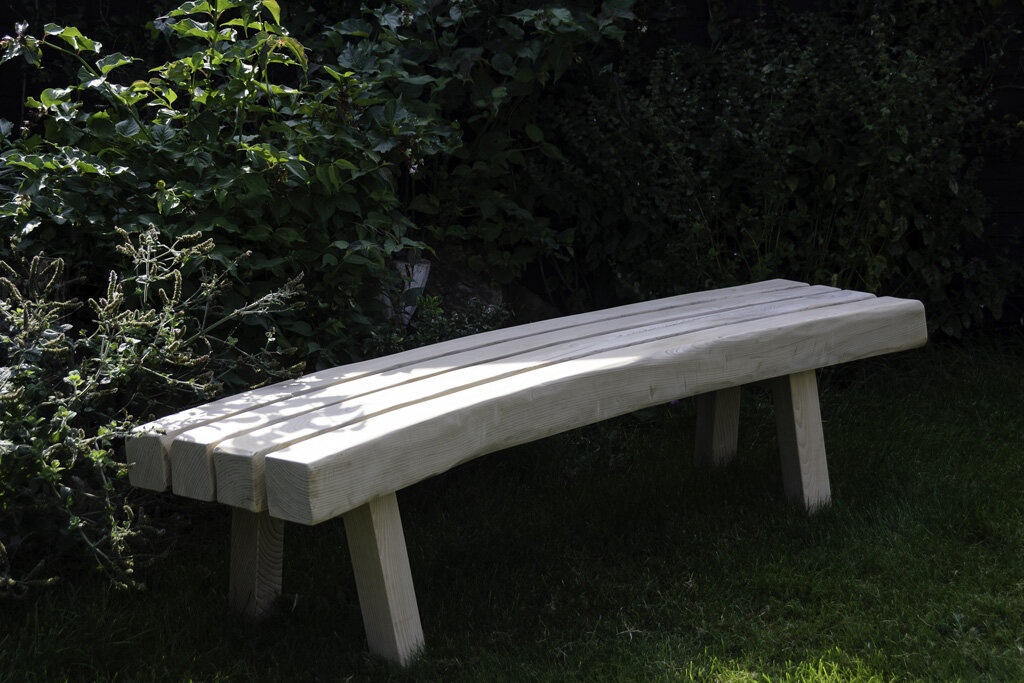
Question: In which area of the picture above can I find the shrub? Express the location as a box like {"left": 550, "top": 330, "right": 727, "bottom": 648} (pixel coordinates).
{"left": 0, "top": 227, "right": 301, "bottom": 594}
{"left": 533, "top": 1, "right": 1018, "bottom": 333}
{"left": 316, "top": 0, "right": 636, "bottom": 285}
{"left": 0, "top": 0, "right": 633, "bottom": 592}
{"left": 0, "top": 1, "right": 457, "bottom": 368}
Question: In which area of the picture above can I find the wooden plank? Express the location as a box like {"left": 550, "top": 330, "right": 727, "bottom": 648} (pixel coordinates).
{"left": 772, "top": 371, "right": 831, "bottom": 511}
{"left": 343, "top": 493, "right": 424, "bottom": 665}
{"left": 170, "top": 282, "right": 834, "bottom": 502}
{"left": 265, "top": 296, "right": 927, "bottom": 525}
{"left": 229, "top": 508, "right": 285, "bottom": 618}
{"left": 172, "top": 280, "right": 817, "bottom": 500}
{"left": 125, "top": 433, "right": 171, "bottom": 492}
{"left": 694, "top": 386, "right": 742, "bottom": 467}
{"left": 215, "top": 287, "right": 871, "bottom": 511}
{"left": 131, "top": 279, "right": 807, "bottom": 492}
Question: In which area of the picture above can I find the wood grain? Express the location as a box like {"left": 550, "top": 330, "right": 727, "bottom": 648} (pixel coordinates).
{"left": 212, "top": 284, "right": 857, "bottom": 511}
{"left": 343, "top": 493, "right": 424, "bottom": 665}
{"left": 772, "top": 370, "right": 831, "bottom": 511}
{"left": 694, "top": 386, "right": 742, "bottom": 467}
{"left": 229, "top": 508, "right": 285, "bottom": 618}
{"left": 266, "top": 296, "right": 926, "bottom": 525}
{"left": 131, "top": 278, "right": 808, "bottom": 494}
{"left": 183, "top": 282, "right": 835, "bottom": 504}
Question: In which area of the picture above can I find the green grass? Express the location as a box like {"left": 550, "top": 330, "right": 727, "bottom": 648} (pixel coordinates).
{"left": 2, "top": 337, "right": 1023, "bottom": 681}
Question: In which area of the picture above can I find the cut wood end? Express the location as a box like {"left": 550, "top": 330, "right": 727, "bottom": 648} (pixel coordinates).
{"left": 125, "top": 432, "right": 170, "bottom": 491}
{"left": 215, "top": 448, "right": 268, "bottom": 513}
{"left": 170, "top": 437, "right": 217, "bottom": 501}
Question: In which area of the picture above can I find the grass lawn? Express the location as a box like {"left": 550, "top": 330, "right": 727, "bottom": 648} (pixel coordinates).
{"left": 2, "top": 336, "right": 1023, "bottom": 681}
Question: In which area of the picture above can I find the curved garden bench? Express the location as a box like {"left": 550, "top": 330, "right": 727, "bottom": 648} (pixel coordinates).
{"left": 126, "top": 279, "right": 927, "bottom": 664}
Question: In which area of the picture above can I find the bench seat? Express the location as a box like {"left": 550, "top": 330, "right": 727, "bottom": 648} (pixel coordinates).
{"left": 126, "top": 279, "right": 927, "bottom": 663}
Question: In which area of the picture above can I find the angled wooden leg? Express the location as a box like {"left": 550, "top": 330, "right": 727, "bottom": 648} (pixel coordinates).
{"left": 694, "top": 386, "right": 742, "bottom": 467}
{"left": 229, "top": 508, "right": 285, "bottom": 618}
{"left": 772, "top": 370, "right": 831, "bottom": 512}
{"left": 343, "top": 492, "right": 424, "bottom": 665}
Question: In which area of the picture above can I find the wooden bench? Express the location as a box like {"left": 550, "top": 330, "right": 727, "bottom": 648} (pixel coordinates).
{"left": 126, "top": 279, "right": 927, "bottom": 664}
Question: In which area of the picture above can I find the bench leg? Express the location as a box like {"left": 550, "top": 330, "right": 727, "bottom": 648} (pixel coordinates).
{"left": 343, "top": 492, "right": 424, "bottom": 665}
{"left": 694, "top": 386, "right": 742, "bottom": 467}
{"left": 772, "top": 370, "right": 831, "bottom": 512}
{"left": 229, "top": 508, "right": 285, "bottom": 618}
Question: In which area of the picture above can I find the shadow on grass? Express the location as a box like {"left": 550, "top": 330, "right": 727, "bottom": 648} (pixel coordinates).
{"left": 2, "top": 338, "right": 1023, "bottom": 681}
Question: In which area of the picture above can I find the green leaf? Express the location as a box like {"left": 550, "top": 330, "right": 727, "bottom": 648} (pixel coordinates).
{"left": 549, "top": 8, "right": 574, "bottom": 24}
{"left": 170, "top": 19, "right": 217, "bottom": 41}
{"left": 170, "top": 1, "right": 213, "bottom": 15}
{"left": 39, "top": 87, "right": 71, "bottom": 107}
{"left": 328, "top": 19, "right": 373, "bottom": 38}
{"left": 275, "top": 36, "right": 307, "bottom": 69}
{"left": 509, "top": 9, "right": 542, "bottom": 22}
{"left": 3, "top": 152, "right": 44, "bottom": 171}
{"left": 87, "top": 112, "right": 116, "bottom": 139}
{"left": 150, "top": 124, "right": 175, "bottom": 146}
{"left": 315, "top": 198, "right": 335, "bottom": 224}
{"left": 285, "top": 160, "right": 309, "bottom": 182}
{"left": 492, "top": 52, "right": 515, "bottom": 76}
{"left": 539, "top": 141, "right": 564, "bottom": 160}
{"left": 44, "top": 24, "right": 99, "bottom": 53}
{"left": 514, "top": 66, "right": 535, "bottom": 83}
{"left": 524, "top": 124, "right": 544, "bottom": 142}
{"left": 600, "top": 0, "right": 636, "bottom": 20}
{"left": 95, "top": 53, "right": 135, "bottom": 75}
{"left": 262, "top": 0, "right": 281, "bottom": 24}
{"left": 399, "top": 74, "right": 435, "bottom": 86}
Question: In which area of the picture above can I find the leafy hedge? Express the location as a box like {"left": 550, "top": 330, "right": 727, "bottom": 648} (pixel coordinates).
{"left": 520, "top": 1, "right": 1021, "bottom": 333}
{"left": 1, "top": 0, "right": 1020, "bottom": 592}
{"left": 0, "top": 0, "right": 633, "bottom": 590}
{"left": 1, "top": 1, "right": 462, "bottom": 368}
{"left": 0, "top": 228, "right": 300, "bottom": 593}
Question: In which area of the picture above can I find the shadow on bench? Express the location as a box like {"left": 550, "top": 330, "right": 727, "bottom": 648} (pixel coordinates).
{"left": 127, "top": 279, "right": 927, "bottom": 664}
